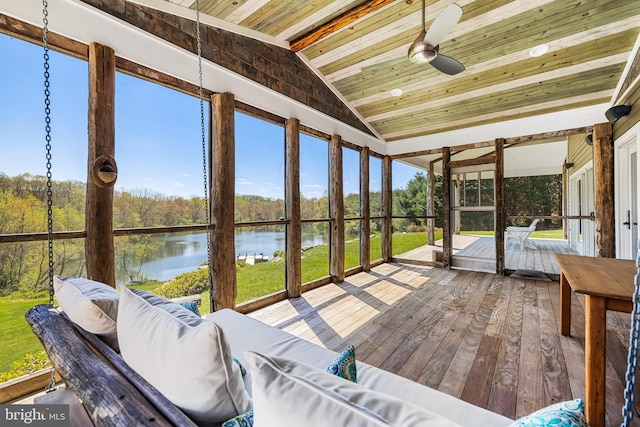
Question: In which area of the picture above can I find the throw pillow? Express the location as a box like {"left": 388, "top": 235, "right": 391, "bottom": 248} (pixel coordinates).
{"left": 508, "top": 399, "right": 587, "bottom": 426}
{"left": 53, "top": 276, "right": 120, "bottom": 351}
{"left": 222, "top": 409, "right": 254, "bottom": 427}
{"left": 117, "top": 288, "right": 251, "bottom": 426}
{"left": 326, "top": 345, "right": 357, "bottom": 382}
{"left": 178, "top": 300, "right": 201, "bottom": 317}
{"left": 245, "top": 351, "right": 462, "bottom": 427}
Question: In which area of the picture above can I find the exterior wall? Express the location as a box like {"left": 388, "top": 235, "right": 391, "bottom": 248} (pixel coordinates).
{"left": 567, "top": 133, "right": 593, "bottom": 171}
{"left": 613, "top": 39, "right": 640, "bottom": 139}
{"left": 79, "top": 0, "right": 374, "bottom": 137}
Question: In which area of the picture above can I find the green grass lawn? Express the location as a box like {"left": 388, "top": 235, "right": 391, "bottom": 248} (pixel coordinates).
{"left": 0, "top": 295, "right": 49, "bottom": 374}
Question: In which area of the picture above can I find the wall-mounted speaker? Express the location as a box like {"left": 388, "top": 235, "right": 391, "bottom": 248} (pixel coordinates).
{"left": 585, "top": 134, "right": 593, "bottom": 146}
{"left": 605, "top": 105, "right": 631, "bottom": 124}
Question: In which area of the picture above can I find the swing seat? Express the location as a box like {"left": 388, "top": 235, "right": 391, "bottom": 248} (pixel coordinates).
{"left": 26, "top": 303, "right": 512, "bottom": 426}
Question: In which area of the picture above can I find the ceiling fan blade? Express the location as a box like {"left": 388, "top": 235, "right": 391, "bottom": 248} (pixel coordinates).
{"left": 424, "top": 3, "right": 462, "bottom": 47}
{"left": 361, "top": 57, "right": 406, "bottom": 73}
{"left": 430, "top": 54, "right": 465, "bottom": 75}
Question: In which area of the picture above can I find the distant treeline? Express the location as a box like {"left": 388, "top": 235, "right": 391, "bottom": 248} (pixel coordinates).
{"left": 0, "top": 172, "right": 561, "bottom": 294}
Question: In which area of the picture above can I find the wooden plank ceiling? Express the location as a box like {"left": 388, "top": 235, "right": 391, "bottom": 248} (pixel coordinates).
{"left": 167, "top": 0, "right": 640, "bottom": 144}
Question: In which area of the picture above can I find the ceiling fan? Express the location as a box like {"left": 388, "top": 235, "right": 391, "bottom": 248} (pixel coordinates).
{"left": 364, "top": 1, "right": 465, "bottom": 75}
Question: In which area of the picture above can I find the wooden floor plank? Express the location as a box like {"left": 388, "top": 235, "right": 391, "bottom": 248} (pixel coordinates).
{"left": 515, "top": 280, "right": 544, "bottom": 418}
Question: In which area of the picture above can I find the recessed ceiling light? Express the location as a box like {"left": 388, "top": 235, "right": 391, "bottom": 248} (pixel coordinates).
{"left": 391, "top": 88, "right": 403, "bottom": 97}
{"left": 529, "top": 44, "right": 550, "bottom": 57}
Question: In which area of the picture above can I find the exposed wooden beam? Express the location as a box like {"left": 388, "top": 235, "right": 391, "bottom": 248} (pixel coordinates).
{"left": 210, "top": 92, "right": 237, "bottom": 310}
{"left": 329, "top": 135, "right": 345, "bottom": 282}
{"left": 360, "top": 146, "right": 371, "bottom": 271}
{"left": 593, "top": 122, "right": 615, "bottom": 258}
{"left": 494, "top": 138, "right": 505, "bottom": 275}
{"left": 86, "top": 42, "right": 116, "bottom": 287}
{"left": 382, "top": 156, "right": 392, "bottom": 262}
{"left": 290, "top": 0, "right": 395, "bottom": 52}
{"left": 286, "top": 118, "right": 302, "bottom": 297}
{"left": 441, "top": 147, "right": 451, "bottom": 269}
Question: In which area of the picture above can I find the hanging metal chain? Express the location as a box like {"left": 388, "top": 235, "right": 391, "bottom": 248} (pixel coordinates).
{"left": 195, "top": 0, "right": 215, "bottom": 312}
{"left": 43, "top": 0, "right": 55, "bottom": 307}
{"left": 622, "top": 245, "right": 640, "bottom": 426}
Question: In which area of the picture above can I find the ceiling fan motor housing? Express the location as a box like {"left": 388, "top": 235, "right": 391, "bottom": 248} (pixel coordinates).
{"left": 409, "top": 41, "right": 438, "bottom": 64}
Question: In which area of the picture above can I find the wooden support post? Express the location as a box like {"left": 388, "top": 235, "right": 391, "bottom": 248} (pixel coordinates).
{"left": 286, "top": 118, "right": 301, "bottom": 297}
{"left": 442, "top": 148, "right": 451, "bottom": 269}
{"left": 86, "top": 42, "right": 116, "bottom": 287}
{"left": 382, "top": 156, "right": 392, "bottom": 262}
{"left": 427, "top": 162, "right": 435, "bottom": 246}
{"left": 593, "top": 122, "right": 615, "bottom": 258}
{"left": 562, "top": 164, "right": 568, "bottom": 240}
{"left": 360, "top": 147, "right": 371, "bottom": 271}
{"left": 495, "top": 138, "right": 505, "bottom": 274}
{"left": 210, "top": 93, "right": 237, "bottom": 310}
{"left": 329, "top": 135, "right": 345, "bottom": 282}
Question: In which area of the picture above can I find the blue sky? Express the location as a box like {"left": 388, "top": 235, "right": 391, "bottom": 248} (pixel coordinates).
{"left": 0, "top": 33, "right": 420, "bottom": 200}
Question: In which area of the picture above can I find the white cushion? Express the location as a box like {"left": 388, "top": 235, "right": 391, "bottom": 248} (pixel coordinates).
{"left": 117, "top": 288, "right": 251, "bottom": 426}
{"left": 245, "top": 351, "right": 462, "bottom": 427}
{"left": 53, "top": 276, "right": 120, "bottom": 351}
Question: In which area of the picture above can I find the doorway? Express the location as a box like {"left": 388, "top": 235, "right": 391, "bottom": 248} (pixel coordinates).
{"left": 615, "top": 125, "right": 639, "bottom": 259}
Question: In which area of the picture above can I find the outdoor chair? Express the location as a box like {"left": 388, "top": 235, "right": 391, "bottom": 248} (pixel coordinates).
{"left": 505, "top": 219, "right": 539, "bottom": 250}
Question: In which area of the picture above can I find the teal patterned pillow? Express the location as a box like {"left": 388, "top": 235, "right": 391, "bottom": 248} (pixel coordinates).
{"left": 326, "top": 345, "right": 357, "bottom": 382}
{"left": 221, "top": 409, "right": 253, "bottom": 427}
{"left": 508, "top": 399, "right": 587, "bottom": 426}
{"left": 178, "top": 301, "right": 201, "bottom": 317}
{"left": 233, "top": 357, "right": 247, "bottom": 377}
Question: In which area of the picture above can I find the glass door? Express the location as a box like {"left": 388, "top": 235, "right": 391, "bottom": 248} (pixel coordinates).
{"left": 450, "top": 165, "right": 496, "bottom": 273}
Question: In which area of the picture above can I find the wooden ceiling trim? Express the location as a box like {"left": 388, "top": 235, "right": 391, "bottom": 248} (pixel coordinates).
{"left": 383, "top": 92, "right": 612, "bottom": 141}
{"left": 374, "top": 65, "right": 622, "bottom": 134}
{"left": 362, "top": 51, "right": 631, "bottom": 121}
{"left": 348, "top": 21, "right": 639, "bottom": 107}
{"left": 313, "top": 0, "right": 549, "bottom": 74}
{"left": 505, "top": 127, "right": 593, "bottom": 145}
{"left": 290, "top": 0, "right": 396, "bottom": 52}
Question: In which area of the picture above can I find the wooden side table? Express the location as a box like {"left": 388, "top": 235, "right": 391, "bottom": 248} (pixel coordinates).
{"left": 554, "top": 254, "right": 636, "bottom": 427}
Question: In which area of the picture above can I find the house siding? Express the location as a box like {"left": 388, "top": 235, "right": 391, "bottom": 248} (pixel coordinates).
{"left": 567, "top": 133, "right": 593, "bottom": 171}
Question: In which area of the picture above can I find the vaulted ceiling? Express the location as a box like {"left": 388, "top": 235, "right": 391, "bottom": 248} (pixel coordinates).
{"left": 163, "top": 0, "right": 640, "bottom": 146}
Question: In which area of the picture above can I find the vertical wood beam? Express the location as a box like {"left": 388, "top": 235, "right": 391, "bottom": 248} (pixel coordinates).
{"left": 562, "top": 163, "right": 568, "bottom": 239}
{"left": 495, "top": 138, "right": 505, "bottom": 274}
{"left": 329, "top": 135, "right": 344, "bottom": 282}
{"left": 285, "top": 118, "right": 301, "bottom": 297}
{"left": 382, "top": 156, "right": 392, "bottom": 262}
{"left": 593, "top": 122, "right": 615, "bottom": 258}
{"left": 210, "top": 92, "right": 236, "bottom": 310}
{"left": 442, "top": 148, "right": 451, "bottom": 269}
{"left": 86, "top": 42, "right": 116, "bottom": 287}
{"left": 360, "top": 147, "right": 371, "bottom": 271}
{"left": 427, "top": 162, "right": 435, "bottom": 246}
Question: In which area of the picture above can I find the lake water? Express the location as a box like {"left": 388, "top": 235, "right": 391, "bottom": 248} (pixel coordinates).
{"left": 116, "top": 229, "right": 328, "bottom": 285}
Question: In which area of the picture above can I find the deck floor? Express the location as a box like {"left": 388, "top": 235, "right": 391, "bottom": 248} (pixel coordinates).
{"left": 395, "top": 235, "right": 580, "bottom": 276}
{"left": 250, "top": 262, "right": 636, "bottom": 425}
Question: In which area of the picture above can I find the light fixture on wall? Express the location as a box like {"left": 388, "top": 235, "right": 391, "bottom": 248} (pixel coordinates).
{"left": 585, "top": 133, "right": 593, "bottom": 146}
{"left": 605, "top": 105, "right": 631, "bottom": 124}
